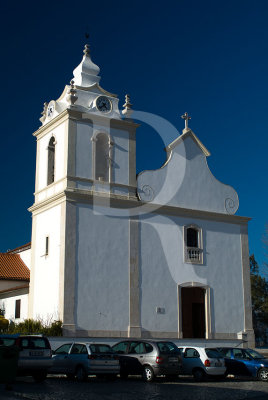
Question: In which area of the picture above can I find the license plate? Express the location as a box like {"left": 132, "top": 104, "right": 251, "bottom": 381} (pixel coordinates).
{"left": 169, "top": 357, "right": 178, "bottom": 362}
{"left": 29, "top": 351, "right": 44, "bottom": 356}
{"left": 215, "top": 362, "right": 221, "bottom": 367}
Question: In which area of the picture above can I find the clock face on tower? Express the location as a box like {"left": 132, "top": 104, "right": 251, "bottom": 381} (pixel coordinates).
{"left": 96, "top": 96, "right": 112, "bottom": 113}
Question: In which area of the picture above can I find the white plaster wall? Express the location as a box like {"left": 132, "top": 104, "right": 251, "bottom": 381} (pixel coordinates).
{"left": 48, "top": 336, "right": 244, "bottom": 351}
{"left": 37, "top": 121, "right": 67, "bottom": 192}
{"left": 31, "top": 204, "right": 62, "bottom": 322}
{"left": 111, "top": 128, "right": 129, "bottom": 185}
{"left": 76, "top": 122, "right": 94, "bottom": 179}
{"left": 139, "top": 213, "right": 244, "bottom": 335}
{"left": 75, "top": 122, "right": 130, "bottom": 186}
{"left": 0, "top": 294, "right": 28, "bottom": 322}
{"left": 19, "top": 248, "right": 31, "bottom": 269}
{"left": 137, "top": 135, "right": 239, "bottom": 215}
{"left": 75, "top": 204, "right": 129, "bottom": 331}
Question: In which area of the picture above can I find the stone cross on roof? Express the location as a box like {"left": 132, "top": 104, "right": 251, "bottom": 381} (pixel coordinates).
{"left": 181, "top": 112, "right": 191, "bottom": 131}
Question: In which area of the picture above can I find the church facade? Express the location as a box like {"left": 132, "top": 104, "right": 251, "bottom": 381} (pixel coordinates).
{"left": 2, "top": 44, "right": 254, "bottom": 347}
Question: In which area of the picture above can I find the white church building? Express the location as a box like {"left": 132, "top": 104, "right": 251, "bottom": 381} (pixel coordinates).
{"left": 0, "top": 44, "right": 254, "bottom": 347}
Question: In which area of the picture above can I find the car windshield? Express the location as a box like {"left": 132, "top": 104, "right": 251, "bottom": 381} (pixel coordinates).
{"left": 89, "top": 344, "right": 114, "bottom": 354}
{"left": 205, "top": 348, "right": 223, "bottom": 358}
{"left": 246, "top": 349, "right": 265, "bottom": 359}
{"left": 157, "top": 342, "right": 180, "bottom": 354}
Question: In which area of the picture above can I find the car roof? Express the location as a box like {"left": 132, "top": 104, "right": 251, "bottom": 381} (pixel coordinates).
{"left": 178, "top": 346, "right": 219, "bottom": 350}
{"left": 69, "top": 342, "right": 112, "bottom": 346}
{"left": 113, "top": 339, "right": 174, "bottom": 344}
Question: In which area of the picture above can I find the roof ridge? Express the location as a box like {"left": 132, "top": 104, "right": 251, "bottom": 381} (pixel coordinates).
{"left": 6, "top": 242, "right": 31, "bottom": 254}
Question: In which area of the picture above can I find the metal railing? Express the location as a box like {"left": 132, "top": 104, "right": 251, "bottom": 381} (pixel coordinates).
{"left": 186, "top": 247, "right": 202, "bottom": 262}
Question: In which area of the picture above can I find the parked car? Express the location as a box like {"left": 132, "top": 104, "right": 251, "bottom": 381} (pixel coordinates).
{"left": 49, "top": 342, "right": 120, "bottom": 381}
{"left": 0, "top": 334, "right": 52, "bottom": 382}
{"left": 217, "top": 347, "right": 268, "bottom": 381}
{"left": 112, "top": 340, "right": 182, "bottom": 382}
{"left": 178, "top": 346, "right": 226, "bottom": 381}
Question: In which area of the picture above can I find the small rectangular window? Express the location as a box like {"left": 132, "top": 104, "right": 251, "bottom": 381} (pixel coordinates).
{"left": 15, "top": 299, "right": 21, "bottom": 319}
{"left": 45, "top": 236, "right": 49, "bottom": 256}
{"left": 184, "top": 225, "right": 203, "bottom": 264}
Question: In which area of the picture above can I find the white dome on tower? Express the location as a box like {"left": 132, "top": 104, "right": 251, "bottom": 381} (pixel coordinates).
{"left": 72, "top": 44, "right": 101, "bottom": 86}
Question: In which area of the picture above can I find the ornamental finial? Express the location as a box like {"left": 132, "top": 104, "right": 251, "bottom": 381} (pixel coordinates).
{"left": 181, "top": 112, "right": 191, "bottom": 132}
{"left": 67, "top": 80, "right": 78, "bottom": 107}
{"left": 122, "top": 94, "right": 133, "bottom": 119}
{"left": 83, "top": 44, "right": 90, "bottom": 57}
{"left": 40, "top": 102, "right": 48, "bottom": 124}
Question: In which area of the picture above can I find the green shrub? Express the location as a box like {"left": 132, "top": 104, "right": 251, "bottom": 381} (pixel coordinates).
{"left": 0, "top": 315, "right": 9, "bottom": 331}
{"left": 6, "top": 318, "right": 62, "bottom": 336}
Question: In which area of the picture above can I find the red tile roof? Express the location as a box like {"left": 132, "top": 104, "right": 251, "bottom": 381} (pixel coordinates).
{"left": 7, "top": 242, "right": 31, "bottom": 254}
{"left": 0, "top": 253, "right": 30, "bottom": 281}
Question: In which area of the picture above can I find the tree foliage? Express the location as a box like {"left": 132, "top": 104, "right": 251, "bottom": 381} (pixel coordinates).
{"left": 250, "top": 254, "right": 268, "bottom": 344}
{"left": 263, "top": 225, "right": 268, "bottom": 272}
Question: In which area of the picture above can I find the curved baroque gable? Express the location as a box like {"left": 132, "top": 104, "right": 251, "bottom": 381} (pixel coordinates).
{"left": 137, "top": 131, "right": 239, "bottom": 215}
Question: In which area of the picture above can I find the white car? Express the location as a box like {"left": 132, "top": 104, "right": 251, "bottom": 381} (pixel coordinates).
{"left": 178, "top": 346, "right": 226, "bottom": 381}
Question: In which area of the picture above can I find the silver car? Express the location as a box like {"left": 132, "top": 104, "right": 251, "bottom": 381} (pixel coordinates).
{"left": 178, "top": 346, "right": 226, "bottom": 381}
{"left": 0, "top": 334, "right": 53, "bottom": 382}
{"left": 112, "top": 340, "right": 182, "bottom": 382}
{"left": 50, "top": 342, "right": 120, "bottom": 381}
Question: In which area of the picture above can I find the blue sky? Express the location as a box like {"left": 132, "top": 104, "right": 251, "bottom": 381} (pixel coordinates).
{"left": 0, "top": 0, "right": 267, "bottom": 269}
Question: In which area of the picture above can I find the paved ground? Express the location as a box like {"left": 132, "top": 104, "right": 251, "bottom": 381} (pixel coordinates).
{"left": 1, "top": 376, "right": 268, "bottom": 400}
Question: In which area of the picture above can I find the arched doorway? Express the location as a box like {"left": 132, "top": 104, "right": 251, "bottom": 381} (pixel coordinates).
{"left": 181, "top": 287, "right": 205, "bottom": 338}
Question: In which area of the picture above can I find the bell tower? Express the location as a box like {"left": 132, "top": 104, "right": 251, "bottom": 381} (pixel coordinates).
{"left": 28, "top": 44, "right": 139, "bottom": 335}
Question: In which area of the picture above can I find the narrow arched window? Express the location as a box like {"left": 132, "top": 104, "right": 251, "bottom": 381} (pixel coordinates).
{"left": 47, "top": 136, "right": 56, "bottom": 185}
{"left": 95, "top": 133, "right": 110, "bottom": 182}
{"left": 184, "top": 225, "right": 203, "bottom": 264}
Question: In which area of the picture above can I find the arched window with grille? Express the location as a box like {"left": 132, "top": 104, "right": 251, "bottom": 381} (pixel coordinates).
{"left": 95, "top": 133, "right": 110, "bottom": 182}
{"left": 184, "top": 225, "right": 203, "bottom": 264}
{"left": 47, "top": 136, "right": 56, "bottom": 185}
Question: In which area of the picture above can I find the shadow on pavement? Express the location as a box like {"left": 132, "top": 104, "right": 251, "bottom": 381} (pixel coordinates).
{"left": 0, "top": 376, "right": 268, "bottom": 400}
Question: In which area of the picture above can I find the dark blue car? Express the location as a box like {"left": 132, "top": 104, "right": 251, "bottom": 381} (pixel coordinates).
{"left": 217, "top": 347, "right": 268, "bottom": 381}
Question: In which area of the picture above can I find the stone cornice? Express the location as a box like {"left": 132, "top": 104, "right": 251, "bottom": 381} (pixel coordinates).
{"left": 29, "top": 186, "right": 250, "bottom": 224}
{"left": 33, "top": 110, "right": 70, "bottom": 138}
{"left": 34, "top": 176, "right": 137, "bottom": 196}
{"left": 81, "top": 112, "right": 140, "bottom": 131}
{"left": 28, "top": 191, "right": 66, "bottom": 214}
{"left": 33, "top": 109, "right": 140, "bottom": 139}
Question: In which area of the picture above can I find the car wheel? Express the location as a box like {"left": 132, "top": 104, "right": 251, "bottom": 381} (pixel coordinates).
{"left": 142, "top": 365, "right": 155, "bottom": 382}
{"left": 193, "top": 368, "right": 205, "bottom": 382}
{"left": 258, "top": 367, "right": 268, "bottom": 382}
{"left": 75, "top": 366, "right": 87, "bottom": 382}
{"left": 32, "top": 371, "right": 47, "bottom": 383}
